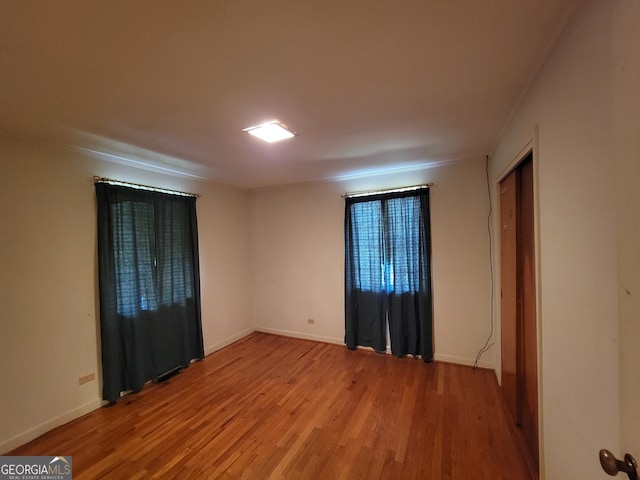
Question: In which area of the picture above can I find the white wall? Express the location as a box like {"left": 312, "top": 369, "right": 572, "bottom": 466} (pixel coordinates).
{"left": 250, "top": 158, "right": 493, "bottom": 368}
{"left": 249, "top": 180, "right": 345, "bottom": 345}
{"left": 489, "top": 0, "right": 639, "bottom": 477}
{"left": 612, "top": 0, "right": 640, "bottom": 459}
{"left": 0, "top": 134, "right": 253, "bottom": 453}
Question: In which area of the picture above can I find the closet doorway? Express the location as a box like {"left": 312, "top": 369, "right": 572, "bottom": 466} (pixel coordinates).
{"left": 500, "top": 152, "right": 539, "bottom": 469}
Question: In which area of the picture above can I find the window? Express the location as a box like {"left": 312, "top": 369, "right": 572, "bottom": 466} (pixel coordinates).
{"left": 96, "top": 183, "right": 204, "bottom": 402}
{"left": 345, "top": 189, "right": 433, "bottom": 360}
{"left": 350, "top": 196, "right": 423, "bottom": 294}
{"left": 110, "top": 198, "right": 196, "bottom": 317}
{"left": 111, "top": 199, "right": 158, "bottom": 316}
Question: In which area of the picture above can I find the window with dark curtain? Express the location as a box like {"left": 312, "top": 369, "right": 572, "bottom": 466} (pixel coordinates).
{"left": 344, "top": 189, "right": 433, "bottom": 361}
{"left": 95, "top": 183, "right": 204, "bottom": 402}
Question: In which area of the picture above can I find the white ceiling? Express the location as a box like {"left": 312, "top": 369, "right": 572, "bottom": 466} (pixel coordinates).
{"left": 1, "top": 1, "right": 580, "bottom": 188}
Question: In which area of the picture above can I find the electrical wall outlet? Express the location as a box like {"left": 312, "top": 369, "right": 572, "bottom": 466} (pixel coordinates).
{"left": 307, "top": 318, "right": 316, "bottom": 325}
{"left": 78, "top": 372, "right": 96, "bottom": 385}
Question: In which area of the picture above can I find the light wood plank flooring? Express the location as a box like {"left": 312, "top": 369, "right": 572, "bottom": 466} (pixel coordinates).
{"left": 9, "top": 333, "right": 536, "bottom": 479}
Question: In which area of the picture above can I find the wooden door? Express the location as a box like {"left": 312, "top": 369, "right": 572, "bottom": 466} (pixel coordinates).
{"left": 517, "top": 157, "right": 538, "bottom": 461}
{"left": 500, "top": 153, "right": 538, "bottom": 468}
{"left": 500, "top": 170, "right": 518, "bottom": 421}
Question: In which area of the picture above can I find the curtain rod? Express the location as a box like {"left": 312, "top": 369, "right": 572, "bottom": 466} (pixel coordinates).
{"left": 93, "top": 176, "right": 201, "bottom": 198}
{"left": 342, "top": 183, "right": 433, "bottom": 199}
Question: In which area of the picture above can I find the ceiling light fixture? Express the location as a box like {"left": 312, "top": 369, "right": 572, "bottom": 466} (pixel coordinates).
{"left": 243, "top": 120, "right": 296, "bottom": 143}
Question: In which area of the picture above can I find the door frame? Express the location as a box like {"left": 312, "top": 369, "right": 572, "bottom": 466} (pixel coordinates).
{"left": 495, "top": 127, "right": 544, "bottom": 475}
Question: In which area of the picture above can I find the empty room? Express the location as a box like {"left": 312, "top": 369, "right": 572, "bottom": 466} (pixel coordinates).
{"left": 1, "top": 1, "right": 639, "bottom": 479}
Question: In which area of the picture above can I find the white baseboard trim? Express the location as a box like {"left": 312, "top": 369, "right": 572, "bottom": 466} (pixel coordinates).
{"left": 204, "top": 327, "right": 256, "bottom": 356}
{"left": 435, "top": 353, "right": 494, "bottom": 370}
{"left": 0, "top": 397, "right": 103, "bottom": 454}
{"left": 254, "top": 328, "right": 496, "bottom": 370}
{"left": 254, "top": 327, "right": 344, "bottom": 346}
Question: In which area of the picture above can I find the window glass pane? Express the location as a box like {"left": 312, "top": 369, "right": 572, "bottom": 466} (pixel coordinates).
{"left": 351, "top": 201, "right": 384, "bottom": 292}
{"left": 111, "top": 201, "right": 158, "bottom": 317}
{"left": 348, "top": 195, "right": 422, "bottom": 294}
{"left": 157, "top": 200, "right": 193, "bottom": 306}
{"left": 386, "top": 196, "right": 421, "bottom": 293}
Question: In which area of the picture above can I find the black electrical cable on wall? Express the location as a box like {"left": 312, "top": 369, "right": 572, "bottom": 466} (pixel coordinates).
{"left": 474, "top": 155, "right": 495, "bottom": 369}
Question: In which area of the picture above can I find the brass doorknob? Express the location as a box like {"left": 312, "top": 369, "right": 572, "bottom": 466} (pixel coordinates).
{"left": 599, "top": 449, "right": 638, "bottom": 480}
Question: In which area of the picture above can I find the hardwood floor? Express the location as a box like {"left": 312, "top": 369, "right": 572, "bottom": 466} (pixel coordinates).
{"left": 9, "top": 333, "right": 536, "bottom": 479}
